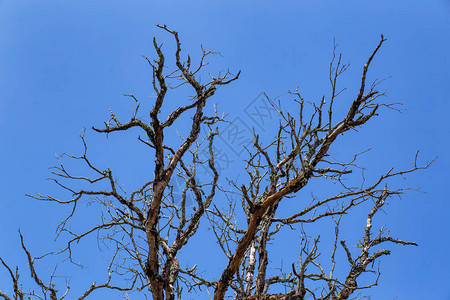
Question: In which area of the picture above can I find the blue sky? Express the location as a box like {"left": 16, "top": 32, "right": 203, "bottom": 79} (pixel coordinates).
{"left": 0, "top": 1, "right": 449, "bottom": 299}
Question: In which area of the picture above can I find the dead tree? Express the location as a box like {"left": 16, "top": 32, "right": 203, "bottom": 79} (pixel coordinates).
{"left": 0, "top": 26, "right": 432, "bottom": 300}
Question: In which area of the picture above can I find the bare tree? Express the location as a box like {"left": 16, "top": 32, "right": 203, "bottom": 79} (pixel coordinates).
{"left": 1, "top": 26, "right": 433, "bottom": 300}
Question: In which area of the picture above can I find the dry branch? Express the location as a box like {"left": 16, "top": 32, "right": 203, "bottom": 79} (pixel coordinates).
{"left": 0, "top": 29, "right": 431, "bottom": 300}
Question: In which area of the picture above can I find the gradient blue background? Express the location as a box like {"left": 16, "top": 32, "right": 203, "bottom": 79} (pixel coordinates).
{"left": 0, "top": 1, "right": 449, "bottom": 299}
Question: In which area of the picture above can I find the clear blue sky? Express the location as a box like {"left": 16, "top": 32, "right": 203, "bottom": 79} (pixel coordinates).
{"left": 0, "top": 1, "right": 449, "bottom": 299}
